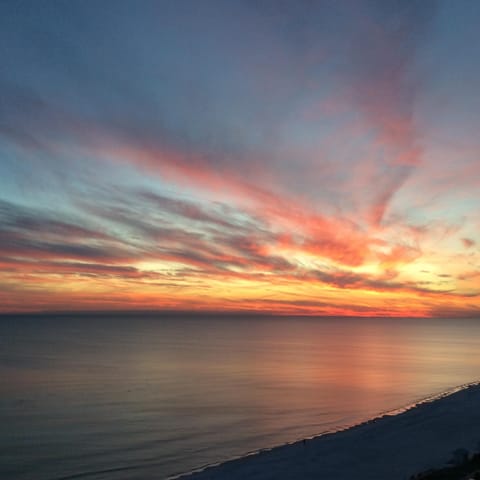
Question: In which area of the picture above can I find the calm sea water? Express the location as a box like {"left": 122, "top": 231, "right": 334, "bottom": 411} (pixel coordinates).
{"left": 1, "top": 315, "right": 480, "bottom": 480}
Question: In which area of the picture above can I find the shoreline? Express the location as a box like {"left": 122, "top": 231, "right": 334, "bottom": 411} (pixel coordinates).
{"left": 174, "top": 381, "right": 480, "bottom": 480}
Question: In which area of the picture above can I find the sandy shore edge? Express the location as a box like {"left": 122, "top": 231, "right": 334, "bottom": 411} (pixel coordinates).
{"left": 172, "top": 381, "right": 480, "bottom": 480}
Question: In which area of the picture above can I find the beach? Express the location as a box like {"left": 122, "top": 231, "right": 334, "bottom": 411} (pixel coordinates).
{"left": 178, "top": 382, "right": 480, "bottom": 480}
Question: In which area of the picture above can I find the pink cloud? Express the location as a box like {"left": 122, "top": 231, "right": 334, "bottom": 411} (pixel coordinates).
{"left": 462, "top": 237, "right": 476, "bottom": 248}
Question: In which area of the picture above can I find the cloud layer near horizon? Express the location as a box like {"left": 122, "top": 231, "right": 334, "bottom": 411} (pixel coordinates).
{"left": 1, "top": 0, "right": 479, "bottom": 316}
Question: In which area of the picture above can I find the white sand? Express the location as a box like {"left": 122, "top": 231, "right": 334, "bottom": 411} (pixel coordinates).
{"left": 177, "top": 382, "right": 480, "bottom": 480}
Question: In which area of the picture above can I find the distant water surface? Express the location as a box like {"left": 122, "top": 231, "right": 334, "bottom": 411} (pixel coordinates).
{"left": 1, "top": 315, "right": 479, "bottom": 480}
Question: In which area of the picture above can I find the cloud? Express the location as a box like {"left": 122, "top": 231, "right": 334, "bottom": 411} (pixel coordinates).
{"left": 1, "top": 1, "right": 479, "bottom": 315}
{"left": 462, "top": 237, "right": 476, "bottom": 248}
{"left": 0, "top": 199, "right": 134, "bottom": 263}
{"left": 458, "top": 271, "right": 480, "bottom": 281}
{"left": 306, "top": 266, "right": 468, "bottom": 297}
{"left": 0, "top": 1, "right": 436, "bottom": 227}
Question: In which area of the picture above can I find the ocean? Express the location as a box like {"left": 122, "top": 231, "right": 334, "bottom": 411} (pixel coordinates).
{"left": 1, "top": 314, "right": 479, "bottom": 480}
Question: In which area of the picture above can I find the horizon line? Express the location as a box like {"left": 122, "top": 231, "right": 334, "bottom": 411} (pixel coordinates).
{"left": 0, "top": 309, "right": 478, "bottom": 320}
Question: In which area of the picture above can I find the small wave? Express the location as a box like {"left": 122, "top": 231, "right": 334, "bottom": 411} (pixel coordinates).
{"left": 53, "top": 463, "right": 149, "bottom": 480}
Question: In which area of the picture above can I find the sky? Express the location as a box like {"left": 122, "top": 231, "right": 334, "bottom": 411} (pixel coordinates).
{"left": 1, "top": 0, "right": 479, "bottom": 317}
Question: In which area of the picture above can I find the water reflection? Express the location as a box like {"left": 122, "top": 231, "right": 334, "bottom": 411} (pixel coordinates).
{"left": 1, "top": 316, "right": 479, "bottom": 480}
